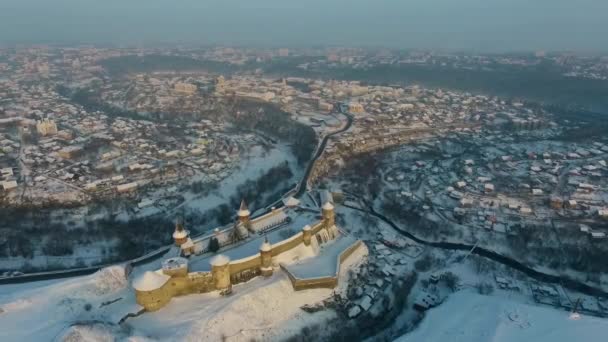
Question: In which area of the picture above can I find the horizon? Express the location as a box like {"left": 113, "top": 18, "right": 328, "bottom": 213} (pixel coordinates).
{"left": 1, "top": 0, "right": 607, "bottom": 53}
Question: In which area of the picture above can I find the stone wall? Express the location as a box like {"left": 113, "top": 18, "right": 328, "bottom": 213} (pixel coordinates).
{"left": 338, "top": 240, "right": 363, "bottom": 267}
{"left": 136, "top": 271, "right": 216, "bottom": 310}
{"left": 229, "top": 254, "right": 262, "bottom": 275}
{"left": 231, "top": 268, "right": 261, "bottom": 285}
{"left": 310, "top": 221, "right": 326, "bottom": 235}
{"left": 135, "top": 284, "right": 172, "bottom": 312}
{"left": 280, "top": 264, "right": 339, "bottom": 290}
{"left": 271, "top": 232, "right": 304, "bottom": 256}
{"left": 135, "top": 211, "right": 344, "bottom": 311}
{"left": 188, "top": 272, "right": 215, "bottom": 293}
{"left": 281, "top": 240, "right": 363, "bottom": 291}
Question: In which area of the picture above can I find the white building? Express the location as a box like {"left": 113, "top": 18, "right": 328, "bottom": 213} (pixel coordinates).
{"left": 174, "top": 82, "right": 197, "bottom": 95}
{"left": 1, "top": 180, "right": 18, "bottom": 191}
{"left": 36, "top": 119, "right": 58, "bottom": 136}
{"left": 116, "top": 182, "right": 138, "bottom": 193}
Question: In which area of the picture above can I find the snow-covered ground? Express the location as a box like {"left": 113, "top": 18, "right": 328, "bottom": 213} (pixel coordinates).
{"left": 0, "top": 228, "right": 367, "bottom": 341}
{"left": 0, "top": 264, "right": 334, "bottom": 342}
{"left": 395, "top": 290, "right": 608, "bottom": 342}
{"left": 0, "top": 266, "right": 134, "bottom": 341}
{"left": 172, "top": 143, "right": 300, "bottom": 215}
{"left": 284, "top": 235, "right": 357, "bottom": 279}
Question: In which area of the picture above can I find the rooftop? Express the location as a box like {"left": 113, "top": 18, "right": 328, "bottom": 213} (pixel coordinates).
{"left": 133, "top": 271, "right": 171, "bottom": 292}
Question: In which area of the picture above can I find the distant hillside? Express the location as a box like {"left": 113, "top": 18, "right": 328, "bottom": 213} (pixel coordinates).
{"left": 100, "top": 54, "right": 608, "bottom": 112}
{"left": 272, "top": 63, "right": 608, "bottom": 113}
{"left": 99, "top": 55, "right": 241, "bottom": 76}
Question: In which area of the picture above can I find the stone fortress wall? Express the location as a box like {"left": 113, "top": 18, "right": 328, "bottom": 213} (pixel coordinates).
{"left": 134, "top": 201, "right": 363, "bottom": 311}
{"left": 281, "top": 240, "right": 363, "bottom": 291}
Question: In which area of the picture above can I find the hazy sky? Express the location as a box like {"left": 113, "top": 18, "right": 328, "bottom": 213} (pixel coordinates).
{"left": 1, "top": 0, "right": 607, "bottom": 52}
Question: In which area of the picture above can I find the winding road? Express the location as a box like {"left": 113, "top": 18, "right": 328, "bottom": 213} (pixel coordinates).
{"left": 295, "top": 113, "right": 353, "bottom": 198}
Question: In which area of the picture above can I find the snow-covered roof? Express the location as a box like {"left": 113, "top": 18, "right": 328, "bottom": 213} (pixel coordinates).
{"left": 133, "top": 271, "right": 170, "bottom": 292}
{"left": 173, "top": 229, "right": 189, "bottom": 239}
{"left": 322, "top": 201, "right": 334, "bottom": 211}
{"left": 210, "top": 254, "right": 230, "bottom": 266}
{"left": 237, "top": 199, "right": 250, "bottom": 217}
{"left": 162, "top": 257, "right": 188, "bottom": 270}
{"left": 283, "top": 196, "right": 300, "bottom": 207}
{"left": 181, "top": 238, "right": 194, "bottom": 249}
{"left": 250, "top": 210, "right": 288, "bottom": 232}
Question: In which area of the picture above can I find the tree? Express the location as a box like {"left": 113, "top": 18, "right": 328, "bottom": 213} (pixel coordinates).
{"left": 414, "top": 255, "right": 433, "bottom": 272}
{"left": 209, "top": 237, "right": 220, "bottom": 253}
{"left": 442, "top": 271, "right": 460, "bottom": 292}
{"left": 476, "top": 282, "right": 494, "bottom": 295}
{"left": 215, "top": 204, "right": 233, "bottom": 226}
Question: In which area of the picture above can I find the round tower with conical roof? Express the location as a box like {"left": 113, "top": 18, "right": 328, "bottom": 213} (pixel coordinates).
{"left": 259, "top": 237, "right": 273, "bottom": 277}
{"left": 210, "top": 254, "right": 231, "bottom": 293}
{"left": 237, "top": 199, "right": 251, "bottom": 225}
{"left": 302, "top": 224, "right": 312, "bottom": 246}
{"left": 172, "top": 219, "right": 189, "bottom": 246}
{"left": 322, "top": 201, "right": 335, "bottom": 228}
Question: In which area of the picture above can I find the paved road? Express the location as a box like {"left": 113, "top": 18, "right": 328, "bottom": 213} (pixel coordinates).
{"left": 295, "top": 112, "right": 353, "bottom": 198}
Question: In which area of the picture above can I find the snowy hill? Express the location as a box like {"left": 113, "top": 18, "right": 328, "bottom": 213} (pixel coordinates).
{"left": 0, "top": 266, "right": 135, "bottom": 341}
{"left": 395, "top": 290, "right": 608, "bottom": 342}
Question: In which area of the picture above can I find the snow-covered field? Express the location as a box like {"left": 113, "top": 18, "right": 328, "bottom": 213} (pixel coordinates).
{"left": 395, "top": 290, "right": 608, "bottom": 342}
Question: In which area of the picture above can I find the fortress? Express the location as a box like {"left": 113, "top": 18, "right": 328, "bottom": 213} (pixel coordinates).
{"left": 132, "top": 199, "right": 364, "bottom": 311}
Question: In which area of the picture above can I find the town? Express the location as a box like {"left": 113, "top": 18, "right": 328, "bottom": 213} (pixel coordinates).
{"left": 0, "top": 45, "right": 607, "bottom": 341}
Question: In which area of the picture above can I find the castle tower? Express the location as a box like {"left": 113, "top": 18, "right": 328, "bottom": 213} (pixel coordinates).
{"left": 237, "top": 199, "right": 251, "bottom": 225}
{"left": 210, "top": 255, "right": 231, "bottom": 293}
{"left": 172, "top": 220, "right": 189, "bottom": 246}
{"left": 259, "top": 238, "right": 273, "bottom": 277}
{"left": 322, "top": 201, "right": 335, "bottom": 228}
{"left": 302, "top": 225, "right": 312, "bottom": 246}
{"left": 161, "top": 257, "right": 189, "bottom": 277}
